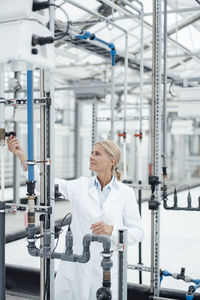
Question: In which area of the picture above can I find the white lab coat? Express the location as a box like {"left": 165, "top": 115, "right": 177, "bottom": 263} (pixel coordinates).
{"left": 53, "top": 176, "right": 144, "bottom": 300}
{"left": 25, "top": 168, "right": 144, "bottom": 300}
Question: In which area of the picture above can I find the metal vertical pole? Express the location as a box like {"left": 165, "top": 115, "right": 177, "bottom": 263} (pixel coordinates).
{"left": 74, "top": 100, "right": 82, "bottom": 178}
{"left": 150, "top": 0, "right": 162, "bottom": 297}
{"left": 13, "top": 72, "right": 20, "bottom": 205}
{"left": 118, "top": 229, "right": 127, "bottom": 300}
{"left": 0, "top": 64, "right": 5, "bottom": 300}
{"left": 162, "top": 0, "right": 168, "bottom": 200}
{"left": 40, "top": 69, "right": 46, "bottom": 300}
{"left": 0, "top": 202, "right": 5, "bottom": 300}
{"left": 13, "top": 122, "right": 20, "bottom": 204}
{"left": 110, "top": 65, "right": 115, "bottom": 140}
{"left": 0, "top": 65, "right": 5, "bottom": 202}
{"left": 0, "top": 65, "right": 5, "bottom": 130}
{"left": 92, "top": 100, "right": 97, "bottom": 149}
{"left": 123, "top": 34, "right": 128, "bottom": 180}
{"left": 48, "top": 2, "right": 55, "bottom": 299}
{"left": 138, "top": 5, "right": 144, "bottom": 284}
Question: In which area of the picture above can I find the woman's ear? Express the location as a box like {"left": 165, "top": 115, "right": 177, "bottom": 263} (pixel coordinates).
{"left": 111, "top": 158, "right": 116, "bottom": 167}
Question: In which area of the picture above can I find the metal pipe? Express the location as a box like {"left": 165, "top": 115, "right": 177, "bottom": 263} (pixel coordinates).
{"left": 100, "top": 0, "right": 134, "bottom": 16}
{"left": 13, "top": 122, "right": 20, "bottom": 204}
{"left": 0, "top": 65, "right": 5, "bottom": 209}
{"left": 110, "top": 65, "right": 115, "bottom": 140}
{"left": 118, "top": 229, "right": 127, "bottom": 300}
{"left": 0, "top": 65, "right": 5, "bottom": 129}
{"left": 27, "top": 70, "right": 34, "bottom": 182}
{"left": 40, "top": 69, "right": 46, "bottom": 205}
{"left": 162, "top": 0, "right": 168, "bottom": 187}
{"left": 122, "top": 1, "right": 144, "bottom": 282}
{"left": 48, "top": 2, "right": 56, "bottom": 298}
{"left": 150, "top": 0, "right": 162, "bottom": 297}
{"left": 122, "top": 34, "right": 128, "bottom": 180}
{"left": 144, "top": 6, "right": 200, "bottom": 15}
{"left": 0, "top": 66, "right": 6, "bottom": 299}
{"left": 0, "top": 202, "right": 5, "bottom": 300}
{"left": 39, "top": 69, "right": 46, "bottom": 300}
{"left": 64, "top": 0, "right": 127, "bottom": 34}
{"left": 13, "top": 72, "right": 20, "bottom": 205}
{"left": 55, "top": 80, "right": 153, "bottom": 91}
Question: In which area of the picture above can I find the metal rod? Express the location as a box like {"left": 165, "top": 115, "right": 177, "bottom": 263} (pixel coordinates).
{"left": 144, "top": 6, "right": 200, "bottom": 15}
{"left": 27, "top": 70, "right": 34, "bottom": 181}
{"left": 151, "top": 0, "right": 162, "bottom": 296}
{"left": 55, "top": 80, "right": 153, "bottom": 91}
{"left": 0, "top": 66, "right": 5, "bottom": 300}
{"left": 101, "top": 0, "right": 133, "bottom": 16}
{"left": 0, "top": 65, "right": 4, "bottom": 129}
{"left": 122, "top": 1, "right": 144, "bottom": 281}
{"left": 162, "top": 0, "right": 168, "bottom": 178}
{"left": 92, "top": 101, "right": 97, "bottom": 149}
{"left": 13, "top": 122, "right": 20, "bottom": 204}
{"left": 13, "top": 72, "right": 20, "bottom": 205}
{"left": 48, "top": 2, "right": 56, "bottom": 299}
{"left": 118, "top": 229, "right": 127, "bottom": 300}
{"left": 64, "top": 0, "right": 127, "bottom": 34}
{"left": 0, "top": 202, "right": 5, "bottom": 300}
{"left": 40, "top": 69, "right": 46, "bottom": 300}
{"left": 110, "top": 65, "right": 115, "bottom": 140}
{"left": 123, "top": 34, "right": 128, "bottom": 179}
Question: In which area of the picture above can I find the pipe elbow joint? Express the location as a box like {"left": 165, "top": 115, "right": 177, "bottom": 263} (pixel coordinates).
{"left": 77, "top": 252, "right": 90, "bottom": 263}
{"left": 94, "top": 234, "right": 111, "bottom": 251}
{"left": 27, "top": 245, "right": 40, "bottom": 257}
{"left": 83, "top": 233, "right": 94, "bottom": 246}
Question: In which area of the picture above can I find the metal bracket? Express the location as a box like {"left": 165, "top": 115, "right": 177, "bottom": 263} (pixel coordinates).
{"left": 4, "top": 97, "right": 51, "bottom": 106}
{"left": 127, "top": 264, "right": 151, "bottom": 272}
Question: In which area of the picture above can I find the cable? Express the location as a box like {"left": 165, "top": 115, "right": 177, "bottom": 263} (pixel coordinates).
{"left": 52, "top": 212, "right": 72, "bottom": 252}
{"left": 48, "top": 4, "right": 70, "bottom": 40}
{"left": 169, "top": 79, "right": 176, "bottom": 97}
{"left": 32, "top": 2, "right": 70, "bottom": 45}
{"left": 195, "top": 0, "right": 200, "bottom": 5}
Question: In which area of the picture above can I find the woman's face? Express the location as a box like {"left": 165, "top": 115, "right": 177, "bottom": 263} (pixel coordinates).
{"left": 89, "top": 144, "right": 114, "bottom": 174}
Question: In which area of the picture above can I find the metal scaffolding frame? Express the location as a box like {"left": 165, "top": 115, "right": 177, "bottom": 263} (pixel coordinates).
{"left": 1, "top": 1, "right": 200, "bottom": 300}
{"left": 150, "top": 0, "right": 162, "bottom": 296}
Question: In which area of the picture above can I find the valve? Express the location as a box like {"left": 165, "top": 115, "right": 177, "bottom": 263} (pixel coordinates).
{"left": 148, "top": 175, "right": 161, "bottom": 210}
{"left": 96, "top": 287, "right": 112, "bottom": 300}
{"left": 0, "top": 129, "right": 16, "bottom": 146}
{"left": 134, "top": 132, "right": 142, "bottom": 140}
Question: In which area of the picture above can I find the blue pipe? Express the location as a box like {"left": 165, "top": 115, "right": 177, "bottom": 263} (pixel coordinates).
{"left": 27, "top": 70, "right": 34, "bottom": 182}
{"left": 75, "top": 31, "right": 116, "bottom": 66}
{"left": 75, "top": 31, "right": 91, "bottom": 40}
{"left": 186, "top": 295, "right": 194, "bottom": 300}
{"left": 191, "top": 279, "right": 200, "bottom": 285}
{"left": 160, "top": 270, "right": 172, "bottom": 283}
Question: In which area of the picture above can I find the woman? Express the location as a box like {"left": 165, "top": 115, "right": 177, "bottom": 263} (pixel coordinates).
{"left": 7, "top": 136, "right": 144, "bottom": 300}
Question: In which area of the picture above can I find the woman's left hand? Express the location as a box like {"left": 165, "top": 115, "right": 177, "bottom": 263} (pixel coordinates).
{"left": 91, "top": 222, "right": 113, "bottom": 236}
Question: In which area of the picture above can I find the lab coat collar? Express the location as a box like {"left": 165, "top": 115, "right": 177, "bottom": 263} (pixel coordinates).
{"left": 94, "top": 175, "right": 116, "bottom": 191}
{"left": 88, "top": 176, "right": 120, "bottom": 210}
{"left": 89, "top": 175, "right": 120, "bottom": 192}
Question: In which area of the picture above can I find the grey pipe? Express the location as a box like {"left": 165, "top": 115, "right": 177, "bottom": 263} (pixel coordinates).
{"left": 27, "top": 230, "right": 111, "bottom": 263}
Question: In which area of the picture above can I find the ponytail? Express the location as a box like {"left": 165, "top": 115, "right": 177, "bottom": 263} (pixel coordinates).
{"left": 113, "top": 167, "right": 122, "bottom": 181}
{"left": 95, "top": 140, "right": 122, "bottom": 181}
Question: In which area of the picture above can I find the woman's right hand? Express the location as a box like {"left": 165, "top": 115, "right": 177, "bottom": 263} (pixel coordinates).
{"left": 7, "top": 136, "right": 27, "bottom": 169}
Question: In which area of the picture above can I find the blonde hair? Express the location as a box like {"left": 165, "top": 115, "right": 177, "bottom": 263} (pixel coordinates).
{"left": 95, "top": 140, "right": 122, "bottom": 181}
